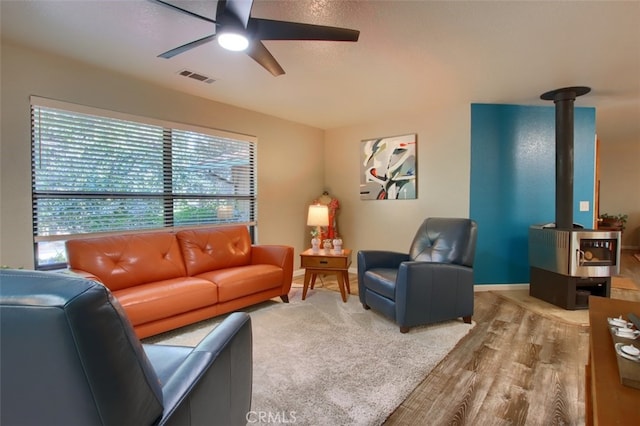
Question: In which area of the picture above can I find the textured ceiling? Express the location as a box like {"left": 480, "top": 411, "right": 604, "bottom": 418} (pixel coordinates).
{"left": 2, "top": 0, "right": 639, "bottom": 145}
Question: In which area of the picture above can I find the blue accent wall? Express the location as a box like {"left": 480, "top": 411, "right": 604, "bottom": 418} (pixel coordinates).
{"left": 470, "top": 104, "right": 596, "bottom": 284}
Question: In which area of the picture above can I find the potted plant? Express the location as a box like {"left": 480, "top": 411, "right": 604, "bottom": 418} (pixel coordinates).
{"left": 598, "top": 213, "right": 627, "bottom": 232}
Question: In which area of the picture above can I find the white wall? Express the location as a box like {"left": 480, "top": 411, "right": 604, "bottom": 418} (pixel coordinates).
{"left": 0, "top": 41, "right": 325, "bottom": 268}
{"left": 596, "top": 99, "right": 640, "bottom": 249}
{"left": 324, "top": 104, "right": 471, "bottom": 256}
{"left": 4, "top": 40, "right": 633, "bottom": 277}
{"left": 599, "top": 138, "right": 640, "bottom": 248}
{"left": 1, "top": 41, "right": 473, "bottom": 271}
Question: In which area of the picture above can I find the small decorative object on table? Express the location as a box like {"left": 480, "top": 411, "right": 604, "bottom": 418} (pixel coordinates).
{"left": 608, "top": 314, "right": 640, "bottom": 389}
{"left": 310, "top": 229, "right": 320, "bottom": 254}
{"left": 332, "top": 237, "right": 343, "bottom": 254}
{"left": 323, "top": 239, "right": 332, "bottom": 254}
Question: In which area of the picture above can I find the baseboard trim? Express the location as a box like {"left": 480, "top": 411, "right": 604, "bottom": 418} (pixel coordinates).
{"left": 474, "top": 283, "right": 530, "bottom": 292}
{"left": 297, "top": 268, "right": 532, "bottom": 293}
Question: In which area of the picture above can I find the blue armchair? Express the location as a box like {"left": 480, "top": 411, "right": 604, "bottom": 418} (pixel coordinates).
{"left": 0, "top": 269, "right": 252, "bottom": 426}
{"left": 357, "top": 217, "right": 477, "bottom": 333}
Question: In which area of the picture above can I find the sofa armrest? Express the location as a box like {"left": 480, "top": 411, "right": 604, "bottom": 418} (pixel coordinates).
{"left": 251, "top": 245, "right": 294, "bottom": 291}
{"left": 396, "top": 262, "right": 474, "bottom": 326}
{"left": 357, "top": 251, "right": 411, "bottom": 305}
{"left": 357, "top": 250, "right": 410, "bottom": 271}
{"left": 250, "top": 245, "right": 292, "bottom": 268}
{"left": 66, "top": 268, "right": 103, "bottom": 283}
{"left": 145, "top": 312, "right": 253, "bottom": 426}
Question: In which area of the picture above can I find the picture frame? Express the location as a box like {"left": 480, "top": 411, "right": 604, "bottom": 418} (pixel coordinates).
{"left": 360, "top": 133, "right": 417, "bottom": 200}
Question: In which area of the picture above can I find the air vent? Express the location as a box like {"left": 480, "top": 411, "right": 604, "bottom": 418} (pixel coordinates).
{"left": 177, "top": 69, "right": 215, "bottom": 84}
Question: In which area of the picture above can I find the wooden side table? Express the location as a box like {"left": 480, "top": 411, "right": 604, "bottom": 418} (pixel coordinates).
{"left": 300, "top": 248, "right": 352, "bottom": 302}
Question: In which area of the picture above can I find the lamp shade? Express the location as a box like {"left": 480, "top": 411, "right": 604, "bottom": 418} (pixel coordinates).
{"left": 307, "top": 204, "right": 329, "bottom": 226}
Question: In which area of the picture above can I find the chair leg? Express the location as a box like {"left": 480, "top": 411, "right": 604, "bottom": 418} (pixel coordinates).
{"left": 399, "top": 326, "right": 410, "bottom": 334}
{"left": 280, "top": 295, "right": 289, "bottom": 303}
{"left": 362, "top": 303, "right": 370, "bottom": 310}
{"left": 462, "top": 315, "right": 472, "bottom": 324}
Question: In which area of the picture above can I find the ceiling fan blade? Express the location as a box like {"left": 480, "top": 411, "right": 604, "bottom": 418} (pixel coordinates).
{"left": 246, "top": 40, "right": 285, "bottom": 76}
{"left": 249, "top": 18, "right": 360, "bottom": 42}
{"left": 158, "top": 34, "right": 216, "bottom": 58}
{"left": 219, "top": 0, "right": 254, "bottom": 28}
{"left": 149, "top": 0, "right": 217, "bottom": 24}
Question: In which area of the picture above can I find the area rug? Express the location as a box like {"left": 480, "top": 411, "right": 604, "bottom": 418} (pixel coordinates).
{"left": 146, "top": 287, "right": 474, "bottom": 425}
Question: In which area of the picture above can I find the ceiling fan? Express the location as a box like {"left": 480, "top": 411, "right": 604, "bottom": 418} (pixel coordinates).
{"left": 152, "top": 0, "right": 360, "bottom": 76}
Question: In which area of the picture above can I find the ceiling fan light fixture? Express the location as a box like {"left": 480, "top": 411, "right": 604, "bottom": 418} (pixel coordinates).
{"left": 155, "top": 0, "right": 360, "bottom": 76}
{"left": 217, "top": 31, "right": 249, "bottom": 51}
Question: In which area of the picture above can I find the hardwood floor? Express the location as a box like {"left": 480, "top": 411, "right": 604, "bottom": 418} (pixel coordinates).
{"left": 620, "top": 249, "right": 640, "bottom": 287}
{"left": 383, "top": 250, "right": 640, "bottom": 426}
{"left": 383, "top": 291, "right": 589, "bottom": 425}
{"left": 295, "top": 250, "right": 640, "bottom": 425}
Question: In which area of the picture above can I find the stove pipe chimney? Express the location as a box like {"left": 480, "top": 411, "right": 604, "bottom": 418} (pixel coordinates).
{"left": 540, "top": 86, "right": 591, "bottom": 230}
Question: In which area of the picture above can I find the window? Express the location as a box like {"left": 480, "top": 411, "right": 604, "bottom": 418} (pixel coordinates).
{"left": 31, "top": 97, "right": 256, "bottom": 269}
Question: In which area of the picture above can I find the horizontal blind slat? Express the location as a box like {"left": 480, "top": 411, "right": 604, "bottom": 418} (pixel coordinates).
{"left": 31, "top": 103, "right": 257, "bottom": 268}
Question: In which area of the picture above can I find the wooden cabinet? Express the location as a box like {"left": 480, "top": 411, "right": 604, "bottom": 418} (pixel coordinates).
{"left": 586, "top": 296, "right": 640, "bottom": 425}
{"left": 301, "top": 253, "right": 349, "bottom": 269}
{"left": 300, "top": 249, "right": 352, "bottom": 302}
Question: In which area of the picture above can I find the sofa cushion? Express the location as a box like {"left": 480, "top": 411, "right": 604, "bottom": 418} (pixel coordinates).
{"left": 176, "top": 227, "right": 252, "bottom": 276}
{"left": 66, "top": 232, "right": 187, "bottom": 291}
{"left": 113, "top": 277, "right": 217, "bottom": 325}
{"left": 197, "top": 265, "right": 284, "bottom": 302}
{"left": 364, "top": 268, "right": 398, "bottom": 301}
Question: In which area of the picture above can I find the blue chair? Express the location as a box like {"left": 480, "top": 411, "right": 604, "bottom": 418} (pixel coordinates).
{"left": 357, "top": 217, "right": 477, "bottom": 333}
{"left": 0, "top": 269, "right": 252, "bottom": 426}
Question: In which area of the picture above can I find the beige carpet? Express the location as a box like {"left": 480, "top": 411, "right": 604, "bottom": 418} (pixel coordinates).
{"left": 492, "top": 275, "right": 640, "bottom": 327}
{"left": 146, "top": 287, "right": 474, "bottom": 425}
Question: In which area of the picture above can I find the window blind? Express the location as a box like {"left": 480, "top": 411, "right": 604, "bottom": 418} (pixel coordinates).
{"left": 31, "top": 97, "right": 256, "bottom": 269}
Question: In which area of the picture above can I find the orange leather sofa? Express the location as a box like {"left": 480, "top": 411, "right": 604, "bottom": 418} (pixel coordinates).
{"left": 66, "top": 226, "right": 293, "bottom": 338}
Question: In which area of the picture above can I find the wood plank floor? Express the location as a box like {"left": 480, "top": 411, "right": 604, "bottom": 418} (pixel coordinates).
{"left": 383, "top": 291, "right": 589, "bottom": 425}
{"left": 294, "top": 250, "right": 640, "bottom": 425}
{"left": 384, "top": 250, "right": 640, "bottom": 426}
{"left": 620, "top": 249, "right": 640, "bottom": 287}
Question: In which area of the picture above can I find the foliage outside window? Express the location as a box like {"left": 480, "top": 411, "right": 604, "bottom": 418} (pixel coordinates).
{"left": 31, "top": 97, "right": 256, "bottom": 269}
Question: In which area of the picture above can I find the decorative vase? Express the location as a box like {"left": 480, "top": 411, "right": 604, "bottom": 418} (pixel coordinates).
{"left": 332, "top": 237, "right": 343, "bottom": 254}
{"left": 311, "top": 237, "right": 320, "bottom": 254}
{"left": 323, "top": 239, "right": 332, "bottom": 254}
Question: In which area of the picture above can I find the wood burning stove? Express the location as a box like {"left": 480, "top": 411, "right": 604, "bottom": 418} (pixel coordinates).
{"left": 530, "top": 226, "right": 621, "bottom": 278}
{"left": 529, "top": 225, "right": 621, "bottom": 309}
{"left": 528, "top": 86, "right": 622, "bottom": 310}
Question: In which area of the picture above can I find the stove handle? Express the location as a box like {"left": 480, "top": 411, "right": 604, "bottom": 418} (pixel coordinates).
{"left": 577, "top": 249, "right": 585, "bottom": 266}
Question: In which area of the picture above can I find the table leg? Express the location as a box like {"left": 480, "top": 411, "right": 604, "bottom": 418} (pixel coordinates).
{"left": 310, "top": 274, "right": 318, "bottom": 289}
{"left": 343, "top": 271, "right": 351, "bottom": 294}
{"left": 302, "top": 270, "right": 313, "bottom": 300}
{"left": 336, "top": 272, "right": 347, "bottom": 302}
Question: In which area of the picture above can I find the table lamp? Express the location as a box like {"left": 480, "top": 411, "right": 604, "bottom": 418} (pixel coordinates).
{"left": 307, "top": 204, "right": 329, "bottom": 252}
